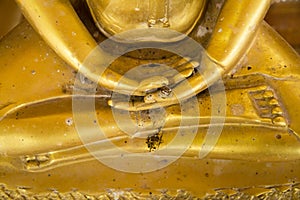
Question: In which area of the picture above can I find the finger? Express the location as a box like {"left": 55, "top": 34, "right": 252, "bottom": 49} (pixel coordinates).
{"left": 171, "top": 57, "right": 192, "bottom": 68}
{"left": 175, "top": 60, "right": 199, "bottom": 74}
{"left": 107, "top": 97, "right": 178, "bottom": 111}
{"left": 166, "top": 61, "right": 200, "bottom": 85}
{"left": 137, "top": 76, "right": 169, "bottom": 93}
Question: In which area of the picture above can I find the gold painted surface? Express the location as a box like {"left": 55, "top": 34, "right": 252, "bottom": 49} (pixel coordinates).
{"left": 0, "top": 0, "right": 22, "bottom": 39}
{"left": 86, "top": 0, "right": 207, "bottom": 38}
{"left": 0, "top": 0, "right": 300, "bottom": 199}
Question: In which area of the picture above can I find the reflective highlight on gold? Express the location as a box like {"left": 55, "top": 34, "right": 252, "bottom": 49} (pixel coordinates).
{"left": 86, "top": 0, "right": 207, "bottom": 37}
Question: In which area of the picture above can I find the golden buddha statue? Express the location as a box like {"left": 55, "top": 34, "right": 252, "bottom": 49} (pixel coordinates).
{"left": 0, "top": 0, "right": 300, "bottom": 199}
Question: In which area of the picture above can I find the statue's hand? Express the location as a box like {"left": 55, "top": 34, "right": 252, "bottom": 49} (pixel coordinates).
{"left": 123, "top": 57, "right": 199, "bottom": 96}
{"left": 108, "top": 56, "right": 224, "bottom": 111}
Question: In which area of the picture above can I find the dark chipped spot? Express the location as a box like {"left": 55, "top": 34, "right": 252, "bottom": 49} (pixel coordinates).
{"left": 61, "top": 84, "right": 73, "bottom": 94}
{"left": 177, "top": 177, "right": 182, "bottom": 181}
{"left": 61, "top": 87, "right": 67, "bottom": 94}
{"left": 146, "top": 132, "right": 163, "bottom": 152}
{"left": 276, "top": 134, "right": 282, "bottom": 139}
